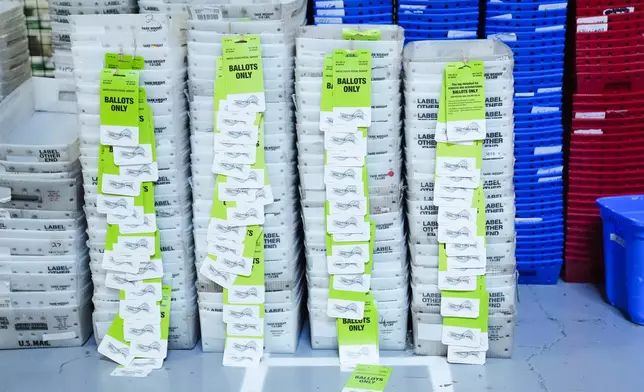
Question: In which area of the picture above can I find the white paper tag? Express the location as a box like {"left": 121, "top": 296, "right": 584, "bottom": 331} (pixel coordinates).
{"left": 226, "top": 204, "right": 265, "bottom": 226}
{"left": 107, "top": 206, "right": 145, "bottom": 226}
{"left": 327, "top": 255, "right": 366, "bottom": 275}
{"left": 447, "top": 346, "right": 486, "bottom": 365}
{"left": 445, "top": 237, "right": 486, "bottom": 257}
{"left": 116, "top": 235, "right": 156, "bottom": 255}
{"left": 212, "top": 161, "right": 251, "bottom": 178}
{"left": 119, "top": 299, "right": 161, "bottom": 321}
{"left": 227, "top": 285, "right": 265, "bottom": 305}
{"left": 324, "top": 166, "right": 363, "bottom": 185}
{"left": 98, "top": 335, "right": 134, "bottom": 366}
{"left": 332, "top": 243, "right": 370, "bottom": 263}
{"left": 110, "top": 367, "right": 152, "bottom": 378}
{"left": 125, "top": 259, "right": 164, "bottom": 281}
{"left": 208, "top": 218, "right": 246, "bottom": 243}
{"left": 223, "top": 305, "right": 262, "bottom": 324}
{"left": 327, "top": 298, "right": 365, "bottom": 320}
{"left": 326, "top": 152, "right": 365, "bottom": 167}
{"left": 575, "top": 112, "right": 605, "bottom": 119}
{"left": 113, "top": 145, "right": 154, "bottom": 166}
{"left": 119, "top": 213, "right": 157, "bottom": 234}
{"left": 120, "top": 162, "right": 159, "bottom": 182}
{"left": 328, "top": 196, "right": 368, "bottom": 215}
{"left": 327, "top": 215, "right": 367, "bottom": 234}
{"left": 338, "top": 344, "right": 379, "bottom": 368}
{"left": 438, "top": 207, "right": 477, "bottom": 225}
{"left": 539, "top": 2, "right": 566, "bottom": 10}
{"left": 97, "top": 195, "right": 135, "bottom": 215}
{"left": 124, "top": 282, "right": 162, "bottom": 301}
{"left": 102, "top": 250, "right": 146, "bottom": 274}
{"left": 226, "top": 320, "right": 264, "bottom": 337}
{"left": 438, "top": 272, "right": 477, "bottom": 291}
{"left": 226, "top": 169, "right": 264, "bottom": 188}
{"left": 100, "top": 125, "right": 139, "bottom": 147}
{"left": 436, "top": 157, "right": 477, "bottom": 177}
{"left": 577, "top": 23, "right": 608, "bottom": 32}
{"left": 441, "top": 297, "right": 481, "bottom": 318}
{"left": 102, "top": 174, "right": 141, "bottom": 196}
{"left": 332, "top": 274, "right": 371, "bottom": 293}
{"left": 200, "top": 256, "right": 237, "bottom": 289}
{"left": 442, "top": 326, "right": 482, "bottom": 348}
{"left": 129, "top": 338, "right": 167, "bottom": 359}
{"left": 124, "top": 319, "right": 161, "bottom": 341}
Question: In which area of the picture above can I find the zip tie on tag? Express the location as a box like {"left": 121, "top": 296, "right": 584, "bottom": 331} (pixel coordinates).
{"left": 233, "top": 95, "right": 260, "bottom": 108}
{"left": 235, "top": 172, "right": 259, "bottom": 183}
{"left": 113, "top": 275, "right": 136, "bottom": 286}
{"left": 125, "top": 216, "right": 151, "bottom": 228}
{"left": 333, "top": 217, "right": 359, "bottom": 228}
{"left": 125, "top": 303, "right": 151, "bottom": 314}
{"left": 331, "top": 134, "right": 357, "bottom": 145}
{"left": 103, "top": 198, "right": 129, "bottom": 210}
{"left": 120, "top": 146, "right": 146, "bottom": 159}
{"left": 215, "top": 244, "right": 237, "bottom": 254}
{"left": 454, "top": 350, "right": 480, "bottom": 358}
{"left": 130, "top": 359, "right": 157, "bottom": 368}
{"left": 137, "top": 263, "right": 158, "bottom": 273}
{"left": 234, "top": 288, "right": 258, "bottom": 299}
{"left": 445, "top": 227, "right": 472, "bottom": 238}
{"left": 448, "top": 330, "right": 475, "bottom": 341}
{"left": 339, "top": 109, "right": 365, "bottom": 122}
{"left": 208, "top": 265, "right": 231, "bottom": 281}
{"left": 133, "top": 285, "right": 157, "bottom": 297}
{"left": 232, "top": 323, "right": 259, "bottom": 332}
{"left": 444, "top": 210, "right": 471, "bottom": 220}
{"left": 454, "top": 255, "right": 479, "bottom": 263}
{"left": 333, "top": 261, "right": 360, "bottom": 269}
{"left": 453, "top": 122, "right": 481, "bottom": 135}
{"left": 338, "top": 247, "right": 363, "bottom": 258}
{"left": 230, "top": 356, "right": 254, "bottom": 362}
{"left": 232, "top": 341, "right": 259, "bottom": 352}
{"left": 220, "top": 163, "right": 246, "bottom": 173}
{"left": 233, "top": 209, "right": 260, "bottom": 220}
{"left": 333, "top": 185, "right": 358, "bottom": 196}
{"left": 125, "top": 164, "right": 153, "bottom": 177}
{"left": 118, "top": 369, "right": 145, "bottom": 377}
{"left": 330, "top": 168, "right": 356, "bottom": 179}
{"left": 136, "top": 342, "right": 161, "bottom": 352}
{"left": 338, "top": 275, "right": 364, "bottom": 286}
{"left": 225, "top": 152, "right": 251, "bottom": 159}
{"left": 333, "top": 303, "right": 359, "bottom": 314}
{"left": 123, "top": 239, "right": 149, "bottom": 250}
{"left": 447, "top": 300, "right": 474, "bottom": 311}
{"left": 226, "top": 130, "right": 253, "bottom": 139}
{"left": 443, "top": 160, "right": 471, "bottom": 171}
{"left": 445, "top": 276, "right": 472, "bottom": 285}
{"left": 222, "top": 258, "right": 246, "bottom": 269}
{"left": 107, "top": 129, "right": 133, "bottom": 140}
{"left": 452, "top": 243, "right": 478, "bottom": 250}
{"left": 109, "top": 180, "right": 136, "bottom": 190}
{"left": 225, "top": 188, "right": 250, "bottom": 197}
{"left": 334, "top": 156, "right": 361, "bottom": 162}
{"left": 228, "top": 308, "right": 254, "bottom": 318}
{"left": 107, "top": 342, "right": 129, "bottom": 357}
{"left": 222, "top": 119, "right": 248, "bottom": 126}
{"left": 129, "top": 325, "right": 156, "bottom": 336}
{"left": 107, "top": 257, "right": 133, "bottom": 267}
{"left": 347, "top": 347, "right": 371, "bottom": 358}
{"left": 215, "top": 224, "right": 241, "bottom": 234}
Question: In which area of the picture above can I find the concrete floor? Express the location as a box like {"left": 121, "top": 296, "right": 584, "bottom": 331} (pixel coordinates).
{"left": 0, "top": 283, "right": 642, "bottom": 392}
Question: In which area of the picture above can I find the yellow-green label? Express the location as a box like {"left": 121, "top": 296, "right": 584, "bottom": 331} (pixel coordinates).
{"left": 321, "top": 55, "right": 334, "bottom": 113}
{"left": 100, "top": 69, "right": 139, "bottom": 128}
{"left": 337, "top": 292, "right": 378, "bottom": 344}
{"left": 344, "top": 365, "right": 392, "bottom": 391}
{"left": 104, "top": 53, "right": 144, "bottom": 70}
{"left": 342, "top": 28, "right": 381, "bottom": 41}
{"left": 444, "top": 61, "right": 485, "bottom": 123}
{"left": 332, "top": 49, "right": 372, "bottom": 110}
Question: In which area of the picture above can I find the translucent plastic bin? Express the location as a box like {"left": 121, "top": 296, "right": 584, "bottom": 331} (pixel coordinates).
{"left": 597, "top": 195, "right": 644, "bottom": 325}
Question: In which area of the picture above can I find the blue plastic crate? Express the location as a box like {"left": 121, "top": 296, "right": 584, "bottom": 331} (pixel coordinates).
{"left": 514, "top": 128, "right": 562, "bottom": 141}
{"left": 514, "top": 171, "right": 562, "bottom": 183}
{"left": 597, "top": 195, "right": 644, "bottom": 324}
{"left": 513, "top": 53, "right": 565, "bottom": 66}
{"left": 315, "top": 0, "right": 393, "bottom": 7}
{"left": 399, "top": 0, "right": 478, "bottom": 7}
{"left": 514, "top": 84, "right": 563, "bottom": 97}
{"left": 514, "top": 93, "right": 563, "bottom": 109}
{"left": 314, "top": 13, "right": 393, "bottom": 23}
{"left": 315, "top": 6, "right": 392, "bottom": 15}
{"left": 398, "top": 12, "right": 479, "bottom": 22}
{"left": 502, "top": 38, "right": 566, "bottom": 50}
{"left": 517, "top": 232, "right": 564, "bottom": 245}
{"left": 515, "top": 162, "right": 563, "bottom": 177}
{"left": 516, "top": 219, "right": 564, "bottom": 234}
{"left": 510, "top": 44, "right": 565, "bottom": 57}
{"left": 516, "top": 207, "right": 564, "bottom": 220}
{"left": 399, "top": 20, "right": 478, "bottom": 30}
{"left": 515, "top": 111, "right": 562, "bottom": 123}
{"left": 513, "top": 62, "right": 565, "bottom": 74}
{"left": 487, "top": 29, "right": 566, "bottom": 41}
{"left": 515, "top": 70, "right": 564, "bottom": 82}
{"left": 515, "top": 193, "right": 563, "bottom": 205}
{"left": 517, "top": 260, "right": 562, "bottom": 284}
{"left": 403, "top": 28, "right": 477, "bottom": 39}
{"left": 515, "top": 186, "right": 564, "bottom": 199}
{"left": 487, "top": 7, "right": 567, "bottom": 17}
{"left": 486, "top": 1, "right": 568, "bottom": 12}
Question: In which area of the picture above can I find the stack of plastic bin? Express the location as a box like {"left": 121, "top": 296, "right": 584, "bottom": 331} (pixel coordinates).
{"left": 566, "top": 3, "right": 644, "bottom": 282}
{"left": 313, "top": 0, "right": 393, "bottom": 25}
{"left": 0, "top": 3, "right": 30, "bottom": 101}
{"left": 188, "top": 1, "right": 307, "bottom": 354}
{"left": 50, "top": 0, "right": 137, "bottom": 100}
{"left": 485, "top": 0, "right": 567, "bottom": 284}
{"left": 397, "top": 0, "right": 479, "bottom": 42}
{"left": 71, "top": 14, "right": 199, "bottom": 350}
{"left": 296, "top": 25, "right": 409, "bottom": 351}
{"left": 404, "top": 40, "right": 517, "bottom": 358}
{"left": 0, "top": 78, "right": 92, "bottom": 349}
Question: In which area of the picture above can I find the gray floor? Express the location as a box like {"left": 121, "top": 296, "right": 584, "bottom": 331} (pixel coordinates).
{"left": 0, "top": 283, "right": 642, "bottom": 392}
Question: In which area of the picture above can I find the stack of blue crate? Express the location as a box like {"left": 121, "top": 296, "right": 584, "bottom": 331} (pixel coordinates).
{"left": 312, "top": 0, "right": 394, "bottom": 24}
{"left": 485, "top": 0, "right": 568, "bottom": 284}
{"left": 397, "top": 0, "right": 479, "bottom": 42}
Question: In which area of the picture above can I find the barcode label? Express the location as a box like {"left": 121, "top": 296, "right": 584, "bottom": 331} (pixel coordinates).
{"left": 190, "top": 6, "right": 222, "bottom": 21}
{"left": 0, "top": 299, "right": 10, "bottom": 309}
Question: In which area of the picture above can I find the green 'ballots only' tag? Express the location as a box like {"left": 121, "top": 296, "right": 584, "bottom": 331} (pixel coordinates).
{"left": 222, "top": 35, "right": 265, "bottom": 112}
{"left": 320, "top": 55, "right": 334, "bottom": 131}
{"left": 343, "top": 364, "right": 393, "bottom": 392}
{"left": 337, "top": 291, "right": 379, "bottom": 368}
{"left": 342, "top": 28, "right": 381, "bottom": 41}
{"left": 99, "top": 69, "right": 140, "bottom": 147}
{"left": 332, "top": 49, "right": 372, "bottom": 130}
{"left": 444, "top": 61, "right": 486, "bottom": 142}
{"left": 160, "top": 285, "right": 172, "bottom": 341}
{"left": 104, "top": 53, "right": 145, "bottom": 70}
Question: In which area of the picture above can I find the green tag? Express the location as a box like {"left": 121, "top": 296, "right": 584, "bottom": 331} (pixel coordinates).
{"left": 343, "top": 365, "right": 393, "bottom": 392}
{"left": 99, "top": 69, "right": 140, "bottom": 142}
{"left": 443, "top": 277, "right": 489, "bottom": 332}
{"left": 105, "top": 312, "right": 128, "bottom": 344}
{"left": 221, "top": 35, "right": 265, "bottom": 112}
{"left": 444, "top": 61, "right": 486, "bottom": 142}
{"left": 160, "top": 285, "right": 172, "bottom": 340}
{"left": 223, "top": 232, "right": 265, "bottom": 301}
{"left": 320, "top": 55, "right": 334, "bottom": 130}
{"left": 342, "top": 28, "right": 381, "bottom": 41}
{"left": 213, "top": 55, "right": 226, "bottom": 131}
{"left": 435, "top": 141, "right": 483, "bottom": 171}
{"left": 104, "top": 53, "right": 145, "bottom": 70}
{"left": 336, "top": 292, "right": 378, "bottom": 345}
{"left": 332, "top": 50, "right": 372, "bottom": 129}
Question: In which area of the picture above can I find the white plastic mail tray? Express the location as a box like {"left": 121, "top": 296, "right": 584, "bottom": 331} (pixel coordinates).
{"left": 0, "top": 78, "right": 78, "bottom": 163}
{"left": 0, "top": 300, "right": 92, "bottom": 349}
